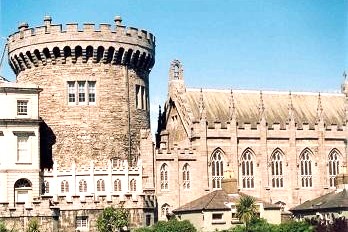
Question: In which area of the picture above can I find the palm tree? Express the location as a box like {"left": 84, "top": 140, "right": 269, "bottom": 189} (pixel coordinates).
{"left": 236, "top": 195, "right": 257, "bottom": 231}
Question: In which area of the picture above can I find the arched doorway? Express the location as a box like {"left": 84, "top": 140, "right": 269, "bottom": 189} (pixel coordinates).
{"left": 14, "top": 178, "right": 32, "bottom": 204}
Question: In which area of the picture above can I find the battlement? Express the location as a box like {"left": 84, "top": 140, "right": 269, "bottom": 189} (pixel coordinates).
{"left": 190, "top": 119, "right": 346, "bottom": 140}
{"left": 7, "top": 16, "right": 155, "bottom": 74}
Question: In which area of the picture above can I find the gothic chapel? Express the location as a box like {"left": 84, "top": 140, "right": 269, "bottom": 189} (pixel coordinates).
{"left": 155, "top": 60, "right": 348, "bottom": 220}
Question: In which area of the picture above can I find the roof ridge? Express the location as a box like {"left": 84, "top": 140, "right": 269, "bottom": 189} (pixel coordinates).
{"left": 204, "top": 190, "right": 219, "bottom": 209}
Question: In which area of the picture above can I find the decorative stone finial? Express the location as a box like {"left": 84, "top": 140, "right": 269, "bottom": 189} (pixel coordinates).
{"left": 229, "top": 89, "right": 236, "bottom": 120}
{"left": 316, "top": 93, "right": 323, "bottom": 122}
{"left": 288, "top": 91, "right": 295, "bottom": 123}
{"left": 199, "top": 88, "right": 206, "bottom": 120}
{"left": 114, "top": 16, "right": 123, "bottom": 26}
{"left": 258, "top": 91, "right": 265, "bottom": 120}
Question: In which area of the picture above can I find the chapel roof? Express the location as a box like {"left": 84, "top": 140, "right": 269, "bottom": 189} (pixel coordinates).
{"left": 184, "top": 88, "right": 344, "bottom": 126}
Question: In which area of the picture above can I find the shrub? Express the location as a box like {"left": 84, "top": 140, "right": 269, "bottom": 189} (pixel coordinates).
{"left": 96, "top": 206, "right": 130, "bottom": 232}
{"left": 26, "top": 218, "right": 40, "bottom": 232}
{"left": 135, "top": 219, "right": 196, "bottom": 232}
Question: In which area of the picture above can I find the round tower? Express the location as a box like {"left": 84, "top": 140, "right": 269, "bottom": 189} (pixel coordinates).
{"left": 7, "top": 16, "right": 155, "bottom": 167}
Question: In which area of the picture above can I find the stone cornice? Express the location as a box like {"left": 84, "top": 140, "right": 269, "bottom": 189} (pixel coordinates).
{"left": 0, "top": 118, "right": 41, "bottom": 125}
{"left": 0, "top": 86, "right": 42, "bottom": 94}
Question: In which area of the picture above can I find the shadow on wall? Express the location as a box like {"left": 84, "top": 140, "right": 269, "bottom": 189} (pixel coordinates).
{"left": 40, "top": 119, "right": 55, "bottom": 169}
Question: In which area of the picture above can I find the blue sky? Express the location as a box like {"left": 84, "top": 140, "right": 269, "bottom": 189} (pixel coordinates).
{"left": 0, "top": 0, "right": 347, "bottom": 130}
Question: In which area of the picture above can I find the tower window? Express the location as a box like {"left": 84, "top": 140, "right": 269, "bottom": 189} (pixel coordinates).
{"left": 88, "top": 81, "right": 96, "bottom": 102}
{"left": 78, "top": 81, "right": 85, "bottom": 102}
{"left": 135, "top": 84, "right": 148, "bottom": 110}
{"left": 67, "top": 81, "right": 96, "bottom": 105}
{"left": 68, "top": 82, "right": 75, "bottom": 102}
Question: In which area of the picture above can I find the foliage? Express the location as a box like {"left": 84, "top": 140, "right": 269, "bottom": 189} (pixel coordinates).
{"left": 235, "top": 195, "right": 257, "bottom": 230}
{"left": 153, "top": 219, "right": 196, "bottom": 232}
{"left": 135, "top": 219, "right": 196, "bottom": 232}
{"left": 134, "top": 227, "right": 153, "bottom": 232}
{"left": 96, "top": 205, "right": 130, "bottom": 232}
{"left": 223, "top": 218, "right": 313, "bottom": 232}
{"left": 0, "top": 221, "right": 8, "bottom": 232}
{"left": 26, "top": 218, "right": 40, "bottom": 232}
{"left": 306, "top": 215, "right": 348, "bottom": 232}
{"left": 276, "top": 220, "right": 313, "bottom": 232}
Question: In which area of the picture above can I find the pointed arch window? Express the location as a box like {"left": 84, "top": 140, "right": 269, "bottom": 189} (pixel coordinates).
{"left": 300, "top": 149, "right": 313, "bottom": 188}
{"left": 211, "top": 150, "right": 224, "bottom": 189}
{"left": 97, "top": 179, "right": 105, "bottom": 192}
{"left": 114, "top": 179, "right": 122, "bottom": 192}
{"left": 61, "top": 180, "right": 69, "bottom": 193}
{"left": 241, "top": 149, "right": 254, "bottom": 189}
{"left": 271, "top": 150, "right": 284, "bottom": 188}
{"left": 161, "top": 203, "right": 170, "bottom": 217}
{"left": 79, "top": 179, "right": 87, "bottom": 192}
{"left": 328, "top": 150, "right": 340, "bottom": 187}
{"left": 160, "top": 163, "right": 169, "bottom": 190}
{"left": 130, "top": 179, "right": 136, "bottom": 192}
{"left": 183, "top": 163, "right": 190, "bottom": 190}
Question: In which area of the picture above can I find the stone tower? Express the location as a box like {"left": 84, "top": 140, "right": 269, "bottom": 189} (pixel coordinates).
{"left": 7, "top": 16, "right": 155, "bottom": 167}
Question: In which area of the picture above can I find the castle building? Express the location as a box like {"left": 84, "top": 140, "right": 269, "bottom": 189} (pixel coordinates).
{"left": 155, "top": 60, "right": 348, "bottom": 220}
{"left": 0, "top": 17, "right": 156, "bottom": 231}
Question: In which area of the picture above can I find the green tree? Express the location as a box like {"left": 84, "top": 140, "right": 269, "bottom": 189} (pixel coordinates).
{"left": 26, "top": 218, "right": 40, "bottom": 232}
{"left": 96, "top": 205, "right": 130, "bottom": 232}
{"left": 236, "top": 195, "right": 257, "bottom": 231}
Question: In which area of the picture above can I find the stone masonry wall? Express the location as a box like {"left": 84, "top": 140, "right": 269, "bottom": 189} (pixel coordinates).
{"left": 16, "top": 63, "right": 150, "bottom": 167}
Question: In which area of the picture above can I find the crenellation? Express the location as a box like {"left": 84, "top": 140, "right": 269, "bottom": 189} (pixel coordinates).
{"left": 65, "top": 23, "right": 78, "bottom": 32}
{"left": 99, "top": 23, "right": 111, "bottom": 32}
{"left": 34, "top": 26, "right": 47, "bottom": 35}
{"left": 128, "top": 27, "right": 139, "bottom": 37}
{"left": 83, "top": 23, "right": 95, "bottom": 32}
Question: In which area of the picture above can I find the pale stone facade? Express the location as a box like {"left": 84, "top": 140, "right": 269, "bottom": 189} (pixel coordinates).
{"left": 0, "top": 16, "right": 156, "bottom": 231}
{"left": 155, "top": 60, "right": 348, "bottom": 220}
{"left": 0, "top": 80, "right": 41, "bottom": 206}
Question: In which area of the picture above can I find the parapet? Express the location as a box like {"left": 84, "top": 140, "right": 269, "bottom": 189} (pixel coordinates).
{"left": 7, "top": 16, "right": 156, "bottom": 74}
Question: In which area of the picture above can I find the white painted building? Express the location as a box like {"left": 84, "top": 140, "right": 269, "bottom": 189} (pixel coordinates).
{"left": 0, "top": 79, "right": 42, "bottom": 206}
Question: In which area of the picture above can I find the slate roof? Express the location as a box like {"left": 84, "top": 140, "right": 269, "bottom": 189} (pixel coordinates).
{"left": 290, "top": 189, "right": 348, "bottom": 212}
{"left": 173, "top": 190, "right": 280, "bottom": 213}
{"left": 184, "top": 89, "right": 344, "bottom": 126}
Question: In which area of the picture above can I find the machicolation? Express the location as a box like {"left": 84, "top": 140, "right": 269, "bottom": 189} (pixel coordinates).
{"left": 8, "top": 16, "right": 155, "bottom": 74}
